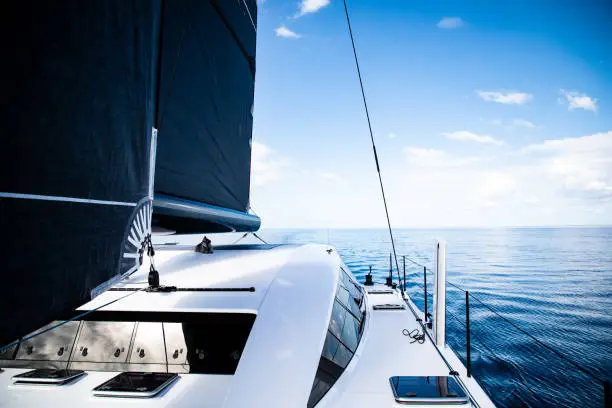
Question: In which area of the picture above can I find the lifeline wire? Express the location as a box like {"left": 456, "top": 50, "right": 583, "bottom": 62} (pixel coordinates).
{"left": 403, "top": 254, "right": 607, "bottom": 384}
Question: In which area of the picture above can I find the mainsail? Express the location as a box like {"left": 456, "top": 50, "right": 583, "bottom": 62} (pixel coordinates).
{"left": 0, "top": 0, "right": 258, "bottom": 346}
{"left": 153, "top": 0, "right": 259, "bottom": 233}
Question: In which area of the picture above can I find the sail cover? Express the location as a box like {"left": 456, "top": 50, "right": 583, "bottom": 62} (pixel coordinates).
{"left": 0, "top": 0, "right": 258, "bottom": 346}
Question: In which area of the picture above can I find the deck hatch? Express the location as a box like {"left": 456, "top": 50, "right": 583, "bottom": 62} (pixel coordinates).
{"left": 93, "top": 372, "right": 178, "bottom": 398}
{"left": 373, "top": 304, "right": 405, "bottom": 310}
{"left": 389, "top": 376, "right": 469, "bottom": 405}
{"left": 367, "top": 289, "right": 394, "bottom": 294}
{"left": 11, "top": 368, "right": 85, "bottom": 385}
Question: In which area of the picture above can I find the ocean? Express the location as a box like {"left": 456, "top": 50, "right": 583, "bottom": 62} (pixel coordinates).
{"left": 256, "top": 227, "right": 612, "bottom": 408}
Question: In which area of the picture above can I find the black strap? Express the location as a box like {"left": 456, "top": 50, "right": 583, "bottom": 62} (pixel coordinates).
{"left": 109, "top": 286, "right": 255, "bottom": 292}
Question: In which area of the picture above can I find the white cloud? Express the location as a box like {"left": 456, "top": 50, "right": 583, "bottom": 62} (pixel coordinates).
{"left": 250, "top": 132, "right": 612, "bottom": 228}
{"left": 474, "top": 172, "right": 518, "bottom": 205}
{"left": 295, "top": 0, "right": 330, "bottom": 17}
{"left": 513, "top": 119, "right": 536, "bottom": 128}
{"left": 523, "top": 196, "right": 541, "bottom": 205}
{"left": 476, "top": 90, "right": 533, "bottom": 105}
{"left": 404, "top": 147, "right": 445, "bottom": 164}
{"left": 559, "top": 89, "right": 598, "bottom": 112}
{"left": 318, "top": 172, "right": 344, "bottom": 184}
{"left": 397, "top": 133, "right": 612, "bottom": 225}
{"left": 275, "top": 25, "right": 301, "bottom": 39}
{"left": 404, "top": 147, "right": 480, "bottom": 168}
{"left": 437, "top": 17, "right": 464, "bottom": 29}
{"left": 523, "top": 131, "right": 612, "bottom": 200}
{"left": 442, "top": 130, "right": 503, "bottom": 145}
{"left": 523, "top": 131, "right": 611, "bottom": 154}
{"left": 388, "top": 132, "right": 398, "bottom": 139}
{"left": 251, "top": 141, "right": 289, "bottom": 186}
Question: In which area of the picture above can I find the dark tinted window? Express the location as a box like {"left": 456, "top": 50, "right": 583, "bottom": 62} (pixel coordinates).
{"left": 307, "top": 268, "right": 365, "bottom": 407}
{"left": 321, "top": 331, "right": 339, "bottom": 361}
{"left": 328, "top": 301, "right": 347, "bottom": 340}
{"left": 0, "top": 312, "right": 255, "bottom": 375}
{"left": 335, "top": 286, "right": 351, "bottom": 311}
{"left": 341, "top": 269, "right": 364, "bottom": 309}
{"left": 341, "top": 314, "right": 359, "bottom": 352}
{"left": 329, "top": 336, "right": 352, "bottom": 369}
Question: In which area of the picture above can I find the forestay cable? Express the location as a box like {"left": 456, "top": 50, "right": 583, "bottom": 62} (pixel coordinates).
{"left": 342, "top": 0, "right": 402, "bottom": 293}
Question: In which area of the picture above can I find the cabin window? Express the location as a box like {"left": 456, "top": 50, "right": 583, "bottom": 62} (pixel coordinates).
{"left": 0, "top": 312, "right": 255, "bottom": 375}
{"left": 307, "top": 268, "right": 365, "bottom": 407}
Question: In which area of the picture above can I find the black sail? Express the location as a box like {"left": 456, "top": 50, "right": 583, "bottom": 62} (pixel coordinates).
{"left": 153, "top": 0, "right": 259, "bottom": 233}
{"left": 0, "top": 0, "right": 258, "bottom": 346}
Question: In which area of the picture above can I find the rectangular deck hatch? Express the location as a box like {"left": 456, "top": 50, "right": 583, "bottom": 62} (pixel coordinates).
{"left": 93, "top": 372, "right": 178, "bottom": 398}
{"left": 12, "top": 369, "right": 85, "bottom": 385}
{"left": 389, "top": 376, "right": 469, "bottom": 405}
{"left": 373, "top": 304, "right": 405, "bottom": 310}
{"left": 367, "top": 289, "right": 394, "bottom": 294}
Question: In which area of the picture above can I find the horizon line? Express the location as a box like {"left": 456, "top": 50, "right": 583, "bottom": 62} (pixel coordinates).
{"left": 258, "top": 224, "right": 612, "bottom": 230}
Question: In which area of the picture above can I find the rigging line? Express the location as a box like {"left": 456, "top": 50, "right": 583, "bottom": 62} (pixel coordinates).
{"left": 467, "top": 292, "right": 606, "bottom": 384}
{"left": 109, "top": 286, "right": 256, "bottom": 292}
{"left": 0, "top": 288, "right": 144, "bottom": 354}
{"left": 446, "top": 308, "right": 548, "bottom": 406}
{"left": 400, "top": 254, "right": 428, "bottom": 269}
{"left": 405, "top": 257, "right": 427, "bottom": 269}
{"left": 446, "top": 308, "right": 464, "bottom": 326}
{"left": 230, "top": 232, "right": 268, "bottom": 245}
{"left": 161, "top": 321, "right": 169, "bottom": 373}
{"left": 444, "top": 275, "right": 604, "bottom": 383}
{"left": 448, "top": 281, "right": 466, "bottom": 291}
{"left": 342, "top": 0, "right": 402, "bottom": 294}
{"left": 448, "top": 279, "right": 604, "bottom": 384}
{"left": 248, "top": 205, "right": 261, "bottom": 219}
{"left": 231, "top": 232, "right": 249, "bottom": 245}
{"left": 252, "top": 232, "right": 268, "bottom": 244}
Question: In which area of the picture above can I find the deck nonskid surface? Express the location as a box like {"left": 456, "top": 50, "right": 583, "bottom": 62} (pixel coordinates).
{"left": 319, "top": 286, "right": 465, "bottom": 408}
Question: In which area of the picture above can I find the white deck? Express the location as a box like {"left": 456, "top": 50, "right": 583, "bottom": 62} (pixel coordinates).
{"left": 0, "top": 242, "right": 496, "bottom": 408}
{"left": 317, "top": 286, "right": 495, "bottom": 408}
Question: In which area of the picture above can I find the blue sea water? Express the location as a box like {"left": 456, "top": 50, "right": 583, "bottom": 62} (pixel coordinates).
{"left": 257, "top": 227, "right": 612, "bottom": 408}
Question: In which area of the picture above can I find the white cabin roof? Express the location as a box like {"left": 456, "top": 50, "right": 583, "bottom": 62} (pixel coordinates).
{"left": 1, "top": 243, "right": 343, "bottom": 408}
{"left": 82, "top": 244, "right": 311, "bottom": 314}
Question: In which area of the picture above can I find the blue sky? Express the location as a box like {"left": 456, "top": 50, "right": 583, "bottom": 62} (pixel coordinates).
{"left": 250, "top": 0, "right": 612, "bottom": 228}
